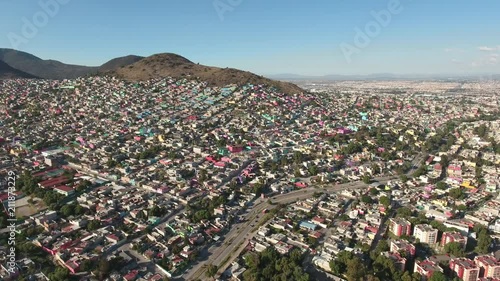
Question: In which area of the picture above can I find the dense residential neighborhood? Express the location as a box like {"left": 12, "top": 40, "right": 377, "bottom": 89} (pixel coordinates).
{"left": 1, "top": 77, "right": 499, "bottom": 281}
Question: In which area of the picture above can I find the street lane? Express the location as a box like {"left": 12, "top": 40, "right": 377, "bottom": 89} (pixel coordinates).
{"left": 184, "top": 175, "right": 400, "bottom": 280}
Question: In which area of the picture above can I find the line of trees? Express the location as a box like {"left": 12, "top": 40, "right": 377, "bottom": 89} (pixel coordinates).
{"left": 242, "top": 248, "right": 309, "bottom": 281}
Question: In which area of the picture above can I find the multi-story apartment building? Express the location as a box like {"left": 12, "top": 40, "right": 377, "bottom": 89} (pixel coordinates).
{"left": 389, "top": 218, "right": 412, "bottom": 237}
{"left": 441, "top": 231, "right": 468, "bottom": 250}
{"left": 475, "top": 255, "right": 500, "bottom": 279}
{"left": 414, "top": 224, "right": 438, "bottom": 244}
{"left": 390, "top": 239, "right": 416, "bottom": 257}
{"left": 450, "top": 258, "right": 480, "bottom": 281}
{"left": 414, "top": 259, "right": 443, "bottom": 280}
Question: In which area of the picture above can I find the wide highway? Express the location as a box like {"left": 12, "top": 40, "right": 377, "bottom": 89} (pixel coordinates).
{"left": 183, "top": 175, "right": 399, "bottom": 280}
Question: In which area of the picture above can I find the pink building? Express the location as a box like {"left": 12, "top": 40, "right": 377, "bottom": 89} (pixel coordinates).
{"left": 389, "top": 218, "right": 412, "bottom": 237}
{"left": 450, "top": 258, "right": 480, "bottom": 281}
{"left": 227, "top": 145, "right": 244, "bottom": 153}
{"left": 441, "top": 232, "right": 468, "bottom": 250}
{"left": 448, "top": 165, "right": 463, "bottom": 177}
{"left": 475, "top": 255, "right": 500, "bottom": 279}
{"left": 390, "top": 240, "right": 416, "bottom": 257}
{"left": 414, "top": 259, "right": 443, "bottom": 279}
{"left": 214, "top": 161, "right": 226, "bottom": 168}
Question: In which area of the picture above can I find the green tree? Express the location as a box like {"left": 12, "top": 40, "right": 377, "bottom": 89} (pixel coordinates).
{"left": 329, "top": 250, "right": 354, "bottom": 275}
{"left": 436, "top": 181, "right": 448, "bottom": 190}
{"left": 362, "top": 175, "right": 372, "bottom": 184}
{"left": 399, "top": 174, "right": 409, "bottom": 182}
{"left": 444, "top": 242, "right": 465, "bottom": 257}
{"left": 206, "top": 264, "right": 218, "bottom": 278}
{"left": 76, "top": 180, "right": 92, "bottom": 192}
{"left": 0, "top": 212, "right": 7, "bottom": 228}
{"left": 48, "top": 267, "right": 70, "bottom": 281}
{"left": 371, "top": 163, "right": 381, "bottom": 175}
{"left": 476, "top": 228, "right": 492, "bottom": 254}
{"left": 242, "top": 247, "right": 309, "bottom": 281}
{"left": 345, "top": 257, "right": 367, "bottom": 281}
{"left": 429, "top": 221, "right": 447, "bottom": 232}
{"left": 373, "top": 255, "right": 397, "bottom": 280}
{"left": 371, "top": 240, "right": 390, "bottom": 261}
{"left": 339, "top": 214, "right": 350, "bottom": 221}
{"left": 198, "top": 169, "right": 208, "bottom": 182}
{"left": 329, "top": 259, "right": 346, "bottom": 275}
{"left": 449, "top": 188, "right": 465, "bottom": 200}
{"left": 60, "top": 204, "right": 75, "bottom": 217}
{"left": 474, "top": 124, "right": 488, "bottom": 138}
{"left": 429, "top": 271, "right": 448, "bottom": 281}
{"left": 308, "top": 165, "right": 319, "bottom": 176}
{"left": 396, "top": 207, "right": 413, "bottom": 218}
{"left": 401, "top": 271, "right": 418, "bottom": 281}
{"left": 74, "top": 204, "right": 86, "bottom": 215}
{"left": 95, "top": 258, "right": 111, "bottom": 280}
{"left": 361, "top": 195, "right": 373, "bottom": 204}
{"left": 87, "top": 220, "right": 101, "bottom": 231}
{"left": 379, "top": 196, "right": 391, "bottom": 208}
{"left": 80, "top": 259, "right": 93, "bottom": 271}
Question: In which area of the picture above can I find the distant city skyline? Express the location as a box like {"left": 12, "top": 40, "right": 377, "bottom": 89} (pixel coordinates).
{"left": 1, "top": 0, "right": 500, "bottom": 76}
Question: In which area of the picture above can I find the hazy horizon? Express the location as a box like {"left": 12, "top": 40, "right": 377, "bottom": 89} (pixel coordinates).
{"left": 1, "top": 0, "right": 500, "bottom": 76}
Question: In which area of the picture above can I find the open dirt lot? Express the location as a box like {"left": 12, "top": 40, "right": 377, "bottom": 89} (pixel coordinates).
{"left": 15, "top": 196, "right": 47, "bottom": 218}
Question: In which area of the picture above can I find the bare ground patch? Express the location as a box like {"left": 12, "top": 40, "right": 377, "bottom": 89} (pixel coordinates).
{"left": 15, "top": 196, "right": 47, "bottom": 218}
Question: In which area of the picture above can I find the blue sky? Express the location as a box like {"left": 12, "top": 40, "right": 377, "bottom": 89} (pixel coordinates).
{"left": 1, "top": 0, "right": 499, "bottom": 76}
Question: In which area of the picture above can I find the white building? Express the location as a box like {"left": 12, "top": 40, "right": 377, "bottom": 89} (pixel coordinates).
{"left": 414, "top": 224, "right": 438, "bottom": 244}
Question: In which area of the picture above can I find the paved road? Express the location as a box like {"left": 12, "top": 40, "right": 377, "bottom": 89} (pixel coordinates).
{"left": 183, "top": 175, "right": 399, "bottom": 280}
{"left": 100, "top": 205, "right": 183, "bottom": 256}
{"left": 69, "top": 153, "right": 424, "bottom": 281}
{"left": 184, "top": 163, "right": 426, "bottom": 280}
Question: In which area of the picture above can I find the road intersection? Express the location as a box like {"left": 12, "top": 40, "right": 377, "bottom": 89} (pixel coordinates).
{"left": 184, "top": 175, "right": 399, "bottom": 280}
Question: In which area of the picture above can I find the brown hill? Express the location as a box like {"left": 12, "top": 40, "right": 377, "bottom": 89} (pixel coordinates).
{"left": 99, "top": 55, "right": 145, "bottom": 72}
{"left": 108, "top": 53, "right": 304, "bottom": 94}
{"left": 0, "top": 48, "right": 98, "bottom": 79}
{"left": 0, "top": 60, "right": 38, "bottom": 79}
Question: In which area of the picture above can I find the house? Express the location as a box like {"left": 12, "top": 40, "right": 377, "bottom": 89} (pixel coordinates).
{"left": 38, "top": 176, "right": 71, "bottom": 189}
{"left": 123, "top": 269, "right": 139, "bottom": 281}
{"left": 433, "top": 163, "right": 442, "bottom": 173}
{"left": 53, "top": 185, "right": 75, "bottom": 196}
{"left": 299, "top": 221, "right": 318, "bottom": 231}
{"left": 311, "top": 217, "right": 328, "bottom": 228}
{"left": 105, "top": 234, "right": 121, "bottom": 244}
{"left": 448, "top": 164, "right": 462, "bottom": 177}
{"left": 227, "top": 145, "right": 244, "bottom": 153}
